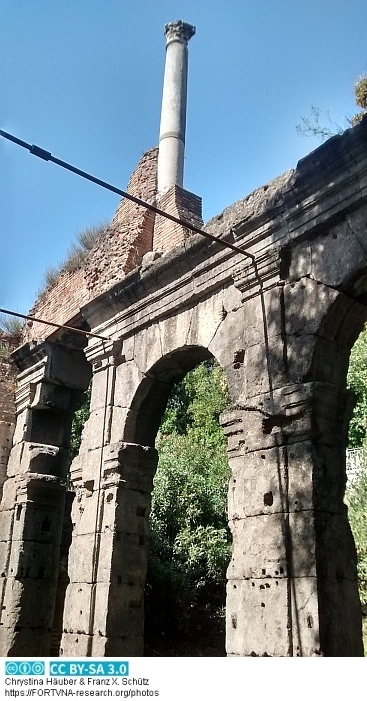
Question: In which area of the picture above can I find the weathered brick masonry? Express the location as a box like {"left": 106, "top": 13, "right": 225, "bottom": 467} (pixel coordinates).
{"left": 84, "top": 147, "right": 159, "bottom": 297}
{"left": 0, "top": 332, "right": 19, "bottom": 500}
{"left": 153, "top": 185, "right": 203, "bottom": 250}
{"left": 23, "top": 146, "right": 203, "bottom": 344}
{"left": 23, "top": 148, "right": 160, "bottom": 342}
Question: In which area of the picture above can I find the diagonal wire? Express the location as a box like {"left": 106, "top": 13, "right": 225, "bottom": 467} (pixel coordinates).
{"left": 0, "top": 129, "right": 255, "bottom": 261}
{"left": 0, "top": 307, "right": 109, "bottom": 341}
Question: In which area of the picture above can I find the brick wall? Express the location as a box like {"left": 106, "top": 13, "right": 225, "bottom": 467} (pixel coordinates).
{"left": 23, "top": 148, "right": 158, "bottom": 342}
{"left": 84, "top": 147, "right": 158, "bottom": 296}
{"left": 153, "top": 185, "right": 203, "bottom": 251}
{"left": 21, "top": 145, "right": 203, "bottom": 344}
{"left": 0, "top": 333, "right": 18, "bottom": 422}
{"left": 23, "top": 268, "right": 88, "bottom": 342}
{"left": 0, "top": 332, "right": 19, "bottom": 492}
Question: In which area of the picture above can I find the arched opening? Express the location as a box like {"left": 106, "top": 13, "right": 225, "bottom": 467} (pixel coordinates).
{"left": 308, "top": 284, "right": 367, "bottom": 656}
{"left": 124, "top": 346, "right": 231, "bottom": 656}
{"left": 124, "top": 346, "right": 213, "bottom": 447}
{"left": 346, "top": 325, "right": 367, "bottom": 653}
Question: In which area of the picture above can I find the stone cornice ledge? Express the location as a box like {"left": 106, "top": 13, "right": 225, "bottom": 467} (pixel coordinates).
{"left": 81, "top": 227, "right": 243, "bottom": 333}
{"left": 82, "top": 118, "right": 367, "bottom": 336}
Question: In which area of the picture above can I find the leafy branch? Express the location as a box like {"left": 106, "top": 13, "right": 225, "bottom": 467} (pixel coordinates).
{"left": 297, "top": 74, "right": 367, "bottom": 141}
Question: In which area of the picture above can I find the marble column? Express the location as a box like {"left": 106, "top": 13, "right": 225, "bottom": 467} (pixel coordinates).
{"left": 157, "top": 20, "right": 196, "bottom": 193}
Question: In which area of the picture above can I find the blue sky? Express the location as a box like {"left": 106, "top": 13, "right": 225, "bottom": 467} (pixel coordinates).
{"left": 1, "top": 0, "right": 366, "bottom": 315}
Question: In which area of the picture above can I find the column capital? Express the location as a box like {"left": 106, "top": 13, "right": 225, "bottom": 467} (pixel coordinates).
{"left": 164, "top": 20, "right": 196, "bottom": 47}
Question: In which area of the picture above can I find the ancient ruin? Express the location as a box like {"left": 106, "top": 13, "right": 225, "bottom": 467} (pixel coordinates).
{"left": 1, "top": 20, "right": 367, "bottom": 656}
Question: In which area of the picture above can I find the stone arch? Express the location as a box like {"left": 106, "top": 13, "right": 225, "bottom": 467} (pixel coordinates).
{"left": 2, "top": 118, "right": 367, "bottom": 658}
{"left": 58, "top": 296, "right": 243, "bottom": 657}
{"left": 122, "top": 344, "right": 230, "bottom": 654}
{"left": 124, "top": 345, "right": 215, "bottom": 446}
{"left": 299, "top": 281, "right": 367, "bottom": 656}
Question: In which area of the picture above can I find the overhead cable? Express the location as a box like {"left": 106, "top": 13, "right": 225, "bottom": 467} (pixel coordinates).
{"left": 0, "top": 308, "right": 109, "bottom": 341}
{"left": 0, "top": 129, "right": 255, "bottom": 261}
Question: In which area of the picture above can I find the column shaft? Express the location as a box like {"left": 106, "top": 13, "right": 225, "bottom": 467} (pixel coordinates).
{"left": 157, "top": 20, "right": 195, "bottom": 193}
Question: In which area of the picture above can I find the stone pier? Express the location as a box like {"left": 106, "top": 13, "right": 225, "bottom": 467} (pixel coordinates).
{"left": 0, "top": 340, "right": 91, "bottom": 655}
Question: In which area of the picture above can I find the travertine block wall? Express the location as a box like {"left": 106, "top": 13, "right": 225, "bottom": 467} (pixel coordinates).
{"left": 60, "top": 117, "right": 366, "bottom": 657}
{"left": 1, "top": 117, "right": 367, "bottom": 657}
{"left": 0, "top": 341, "right": 91, "bottom": 655}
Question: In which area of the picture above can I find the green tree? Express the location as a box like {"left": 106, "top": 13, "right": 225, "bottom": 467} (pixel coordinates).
{"left": 145, "top": 360, "right": 231, "bottom": 653}
{"left": 346, "top": 328, "right": 367, "bottom": 652}
{"left": 353, "top": 75, "right": 367, "bottom": 124}
{"left": 69, "top": 386, "right": 91, "bottom": 462}
{"left": 346, "top": 462, "right": 367, "bottom": 614}
{"left": 347, "top": 328, "right": 367, "bottom": 448}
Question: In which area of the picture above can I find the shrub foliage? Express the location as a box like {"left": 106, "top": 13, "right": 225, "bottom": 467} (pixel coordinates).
{"left": 346, "top": 459, "right": 367, "bottom": 614}
{"left": 348, "top": 328, "right": 367, "bottom": 448}
{"left": 347, "top": 326, "right": 367, "bottom": 622}
{"left": 145, "top": 361, "right": 231, "bottom": 650}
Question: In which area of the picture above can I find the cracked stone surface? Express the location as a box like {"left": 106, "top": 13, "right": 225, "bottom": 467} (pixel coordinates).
{"left": 1, "top": 118, "right": 367, "bottom": 656}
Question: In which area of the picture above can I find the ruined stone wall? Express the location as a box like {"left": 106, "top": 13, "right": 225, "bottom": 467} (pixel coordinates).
{"left": 21, "top": 166, "right": 200, "bottom": 342}
{"left": 1, "top": 118, "right": 367, "bottom": 657}
{"left": 22, "top": 145, "right": 204, "bottom": 345}
{"left": 58, "top": 117, "right": 367, "bottom": 657}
